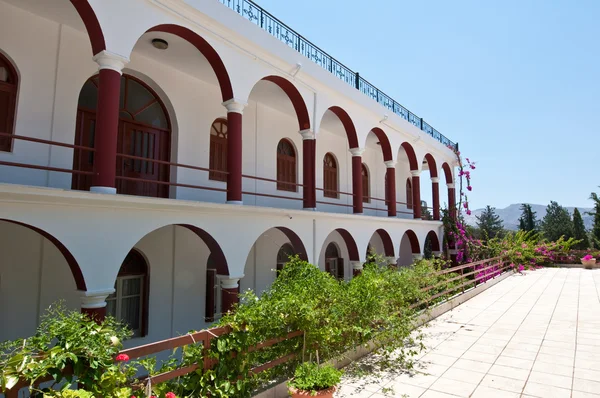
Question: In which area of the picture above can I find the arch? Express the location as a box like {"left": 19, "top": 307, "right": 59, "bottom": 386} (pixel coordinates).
{"left": 442, "top": 162, "right": 453, "bottom": 184}
{"left": 400, "top": 142, "right": 419, "bottom": 171}
{"left": 423, "top": 154, "right": 438, "bottom": 178}
{"left": 277, "top": 243, "right": 296, "bottom": 263}
{"left": 369, "top": 127, "right": 393, "bottom": 162}
{"left": 361, "top": 163, "right": 370, "bottom": 203}
{"left": 0, "top": 51, "right": 18, "bottom": 152}
{"left": 209, "top": 118, "right": 228, "bottom": 181}
{"left": 375, "top": 229, "right": 395, "bottom": 257}
{"left": 146, "top": 24, "right": 234, "bottom": 101}
{"left": 402, "top": 230, "right": 421, "bottom": 254}
{"left": 276, "top": 138, "right": 297, "bottom": 192}
{"left": 73, "top": 73, "right": 172, "bottom": 197}
{"left": 325, "top": 242, "right": 341, "bottom": 259}
{"left": 323, "top": 152, "right": 338, "bottom": 198}
{"left": 69, "top": 0, "right": 106, "bottom": 55}
{"left": 327, "top": 106, "right": 359, "bottom": 149}
{"left": 335, "top": 228, "right": 359, "bottom": 261}
{"left": 261, "top": 76, "right": 310, "bottom": 130}
{"left": 406, "top": 178, "right": 413, "bottom": 210}
{"left": 0, "top": 219, "right": 86, "bottom": 291}
{"left": 425, "top": 230, "right": 441, "bottom": 252}
{"left": 275, "top": 226, "right": 308, "bottom": 261}
{"left": 176, "top": 224, "right": 229, "bottom": 276}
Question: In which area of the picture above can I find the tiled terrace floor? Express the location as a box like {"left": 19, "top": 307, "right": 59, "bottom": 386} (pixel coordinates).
{"left": 337, "top": 267, "right": 600, "bottom": 398}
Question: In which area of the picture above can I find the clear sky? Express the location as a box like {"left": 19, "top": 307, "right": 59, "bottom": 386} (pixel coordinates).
{"left": 253, "top": 0, "right": 600, "bottom": 210}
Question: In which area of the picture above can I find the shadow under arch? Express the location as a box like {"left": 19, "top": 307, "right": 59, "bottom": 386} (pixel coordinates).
{"left": 425, "top": 230, "right": 441, "bottom": 252}
{"left": 176, "top": 224, "right": 230, "bottom": 275}
{"left": 374, "top": 228, "right": 395, "bottom": 257}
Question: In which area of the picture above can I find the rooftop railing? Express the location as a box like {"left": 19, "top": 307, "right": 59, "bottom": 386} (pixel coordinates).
{"left": 218, "top": 0, "right": 457, "bottom": 149}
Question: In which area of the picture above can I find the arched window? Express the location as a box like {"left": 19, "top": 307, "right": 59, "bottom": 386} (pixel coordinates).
{"left": 324, "top": 242, "right": 343, "bottom": 280}
{"left": 323, "top": 153, "right": 338, "bottom": 198}
{"left": 276, "top": 243, "right": 295, "bottom": 275}
{"left": 73, "top": 74, "right": 171, "bottom": 198}
{"left": 106, "top": 249, "right": 149, "bottom": 338}
{"left": 0, "top": 52, "right": 18, "bottom": 152}
{"left": 209, "top": 118, "right": 228, "bottom": 182}
{"left": 276, "top": 139, "right": 296, "bottom": 192}
{"left": 362, "top": 163, "right": 370, "bottom": 203}
{"left": 406, "top": 178, "right": 413, "bottom": 210}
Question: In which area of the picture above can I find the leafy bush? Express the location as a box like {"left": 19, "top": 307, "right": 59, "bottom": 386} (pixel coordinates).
{"left": 288, "top": 363, "right": 342, "bottom": 394}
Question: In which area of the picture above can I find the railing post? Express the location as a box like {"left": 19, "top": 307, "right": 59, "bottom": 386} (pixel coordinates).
{"left": 355, "top": 72, "right": 360, "bottom": 90}
{"left": 420, "top": 118, "right": 423, "bottom": 130}
{"left": 260, "top": 7, "right": 264, "bottom": 28}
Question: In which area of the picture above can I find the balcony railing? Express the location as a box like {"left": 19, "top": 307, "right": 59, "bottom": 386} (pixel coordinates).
{"left": 218, "top": 0, "right": 457, "bottom": 149}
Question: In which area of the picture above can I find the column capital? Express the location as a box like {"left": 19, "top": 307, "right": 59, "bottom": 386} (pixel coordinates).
{"left": 299, "top": 129, "right": 315, "bottom": 140}
{"left": 384, "top": 160, "right": 397, "bottom": 169}
{"left": 447, "top": 183, "right": 456, "bottom": 189}
{"left": 92, "top": 50, "right": 129, "bottom": 74}
{"left": 432, "top": 251, "right": 443, "bottom": 257}
{"left": 431, "top": 177, "right": 440, "bottom": 183}
{"left": 80, "top": 289, "right": 114, "bottom": 309}
{"left": 350, "top": 261, "right": 363, "bottom": 270}
{"left": 412, "top": 253, "right": 424, "bottom": 260}
{"left": 410, "top": 170, "right": 421, "bottom": 178}
{"left": 386, "top": 256, "right": 398, "bottom": 265}
{"left": 222, "top": 98, "right": 247, "bottom": 114}
{"left": 349, "top": 147, "right": 365, "bottom": 157}
{"left": 220, "top": 276, "right": 243, "bottom": 289}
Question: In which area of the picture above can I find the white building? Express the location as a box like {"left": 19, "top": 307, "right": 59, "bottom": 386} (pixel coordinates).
{"left": 0, "top": 0, "right": 458, "bottom": 345}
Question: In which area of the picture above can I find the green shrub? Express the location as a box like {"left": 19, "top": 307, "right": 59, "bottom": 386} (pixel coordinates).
{"left": 288, "top": 362, "right": 342, "bottom": 394}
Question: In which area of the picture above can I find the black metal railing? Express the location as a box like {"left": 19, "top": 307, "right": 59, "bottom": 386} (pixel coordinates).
{"left": 218, "top": 0, "right": 457, "bottom": 149}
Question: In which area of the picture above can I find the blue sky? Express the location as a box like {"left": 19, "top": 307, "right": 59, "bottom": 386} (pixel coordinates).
{"left": 254, "top": 0, "right": 600, "bottom": 210}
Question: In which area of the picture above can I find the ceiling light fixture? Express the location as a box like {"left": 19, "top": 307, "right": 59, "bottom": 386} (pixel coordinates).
{"left": 152, "top": 38, "right": 169, "bottom": 50}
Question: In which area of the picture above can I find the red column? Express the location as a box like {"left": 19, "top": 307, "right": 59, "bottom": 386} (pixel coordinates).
{"left": 350, "top": 148, "right": 364, "bottom": 214}
{"left": 220, "top": 277, "right": 241, "bottom": 314}
{"left": 448, "top": 183, "right": 457, "bottom": 220}
{"left": 80, "top": 290, "right": 112, "bottom": 324}
{"left": 301, "top": 130, "right": 316, "bottom": 209}
{"left": 385, "top": 161, "right": 396, "bottom": 217}
{"left": 432, "top": 177, "right": 440, "bottom": 221}
{"left": 411, "top": 171, "right": 421, "bottom": 219}
{"left": 223, "top": 99, "right": 246, "bottom": 204}
{"left": 90, "top": 52, "right": 128, "bottom": 194}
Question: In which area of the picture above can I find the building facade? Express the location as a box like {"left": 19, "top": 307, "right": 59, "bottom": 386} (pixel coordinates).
{"left": 0, "top": 0, "right": 457, "bottom": 346}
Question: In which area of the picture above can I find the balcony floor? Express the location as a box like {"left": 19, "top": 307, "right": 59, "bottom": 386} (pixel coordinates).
{"left": 337, "top": 267, "right": 600, "bottom": 398}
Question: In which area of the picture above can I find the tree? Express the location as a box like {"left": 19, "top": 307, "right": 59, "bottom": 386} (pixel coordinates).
{"left": 572, "top": 208, "right": 589, "bottom": 249}
{"left": 476, "top": 205, "right": 504, "bottom": 241}
{"left": 589, "top": 189, "right": 600, "bottom": 247}
{"left": 518, "top": 204, "right": 538, "bottom": 232}
{"left": 541, "top": 201, "right": 574, "bottom": 242}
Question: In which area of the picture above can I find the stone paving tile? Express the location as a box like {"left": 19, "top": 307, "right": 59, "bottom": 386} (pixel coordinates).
{"left": 332, "top": 268, "right": 600, "bottom": 398}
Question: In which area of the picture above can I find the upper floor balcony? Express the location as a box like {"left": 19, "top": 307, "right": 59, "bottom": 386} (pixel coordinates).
{"left": 0, "top": 0, "right": 458, "bottom": 221}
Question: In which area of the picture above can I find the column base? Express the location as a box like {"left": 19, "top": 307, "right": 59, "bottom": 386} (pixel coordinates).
{"left": 226, "top": 200, "right": 243, "bottom": 205}
{"left": 90, "top": 186, "right": 117, "bottom": 194}
{"left": 353, "top": 212, "right": 364, "bottom": 215}
{"left": 303, "top": 207, "right": 317, "bottom": 211}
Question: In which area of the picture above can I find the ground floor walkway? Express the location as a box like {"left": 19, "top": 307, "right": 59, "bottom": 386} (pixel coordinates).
{"left": 336, "top": 267, "right": 600, "bottom": 398}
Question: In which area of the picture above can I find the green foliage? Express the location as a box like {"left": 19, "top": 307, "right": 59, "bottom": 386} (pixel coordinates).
{"left": 476, "top": 205, "right": 504, "bottom": 242}
{"left": 0, "top": 303, "right": 134, "bottom": 398}
{"left": 288, "top": 363, "right": 342, "bottom": 394}
{"left": 518, "top": 204, "right": 538, "bottom": 232}
{"left": 589, "top": 189, "right": 600, "bottom": 247}
{"left": 572, "top": 208, "right": 590, "bottom": 250}
{"left": 541, "top": 201, "right": 574, "bottom": 242}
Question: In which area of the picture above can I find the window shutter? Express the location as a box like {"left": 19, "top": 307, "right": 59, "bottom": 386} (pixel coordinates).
{"left": 337, "top": 258, "right": 344, "bottom": 280}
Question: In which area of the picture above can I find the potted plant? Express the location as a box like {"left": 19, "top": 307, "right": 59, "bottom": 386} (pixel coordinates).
{"left": 581, "top": 254, "right": 597, "bottom": 269}
{"left": 288, "top": 362, "right": 342, "bottom": 397}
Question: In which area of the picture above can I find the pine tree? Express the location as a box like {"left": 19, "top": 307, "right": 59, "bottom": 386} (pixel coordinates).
{"left": 476, "top": 205, "right": 504, "bottom": 241}
{"left": 518, "top": 204, "right": 538, "bottom": 232}
{"left": 572, "top": 208, "right": 589, "bottom": 249}
{"left": 541, "top": 201, "right": 574, "bottom": 242}
{"left": 589, "top": 189, "right": 600, "bottom": 247}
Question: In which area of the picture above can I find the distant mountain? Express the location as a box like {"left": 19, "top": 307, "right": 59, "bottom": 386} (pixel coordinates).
{"left": 464, "top": 204, "right": 594, "bottom": 231}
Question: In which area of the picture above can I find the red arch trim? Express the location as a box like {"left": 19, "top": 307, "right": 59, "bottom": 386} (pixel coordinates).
{"left": 262, "top": 76, "right": 311, "bottom": 130}
{"left": 70, "top": 0, "right": 106, "bottom": 55}
{"left": 147, "top": 25, "right": 234, "bottom": 102}
{"left": 276, "top": 227, "right": 308, "bottom": 261}
{"left": 1, "top": 219, "right": 86, "bottom": 291}
{"left": 328, "top": 107, "right": 359, "bottom": 149}
{"left": 335, "top": 228, "right": 359, "bottom": 261}
{"left": 424, "top": 154, "right": 438, "bottom": 178}
{"left": 375, "top": 229, "right": 395, "bottom": 257}
{"left": 426, "top": 230, "right": 441, "bottom": 252}
{"left": 178, "top": 224, "right": 229, "bottom": 276}
{"left": 369, "top": 128, "right": 393, "bottom": 162}
{"left": 404, "top": 229, "right": 421, "bottom": 254}
{"left": 442, "top": 162, "right": 453, "bottom": 184}
{"left": 401, "top": 142, "right": 418, "bottom": 171}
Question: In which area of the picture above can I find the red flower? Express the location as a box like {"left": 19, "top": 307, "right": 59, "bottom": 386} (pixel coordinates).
{"left": 115, "top": 354, "right": 130, "bottom": 362}
{"left": 166, "top": 393, "right": 176, "bottom": 398}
